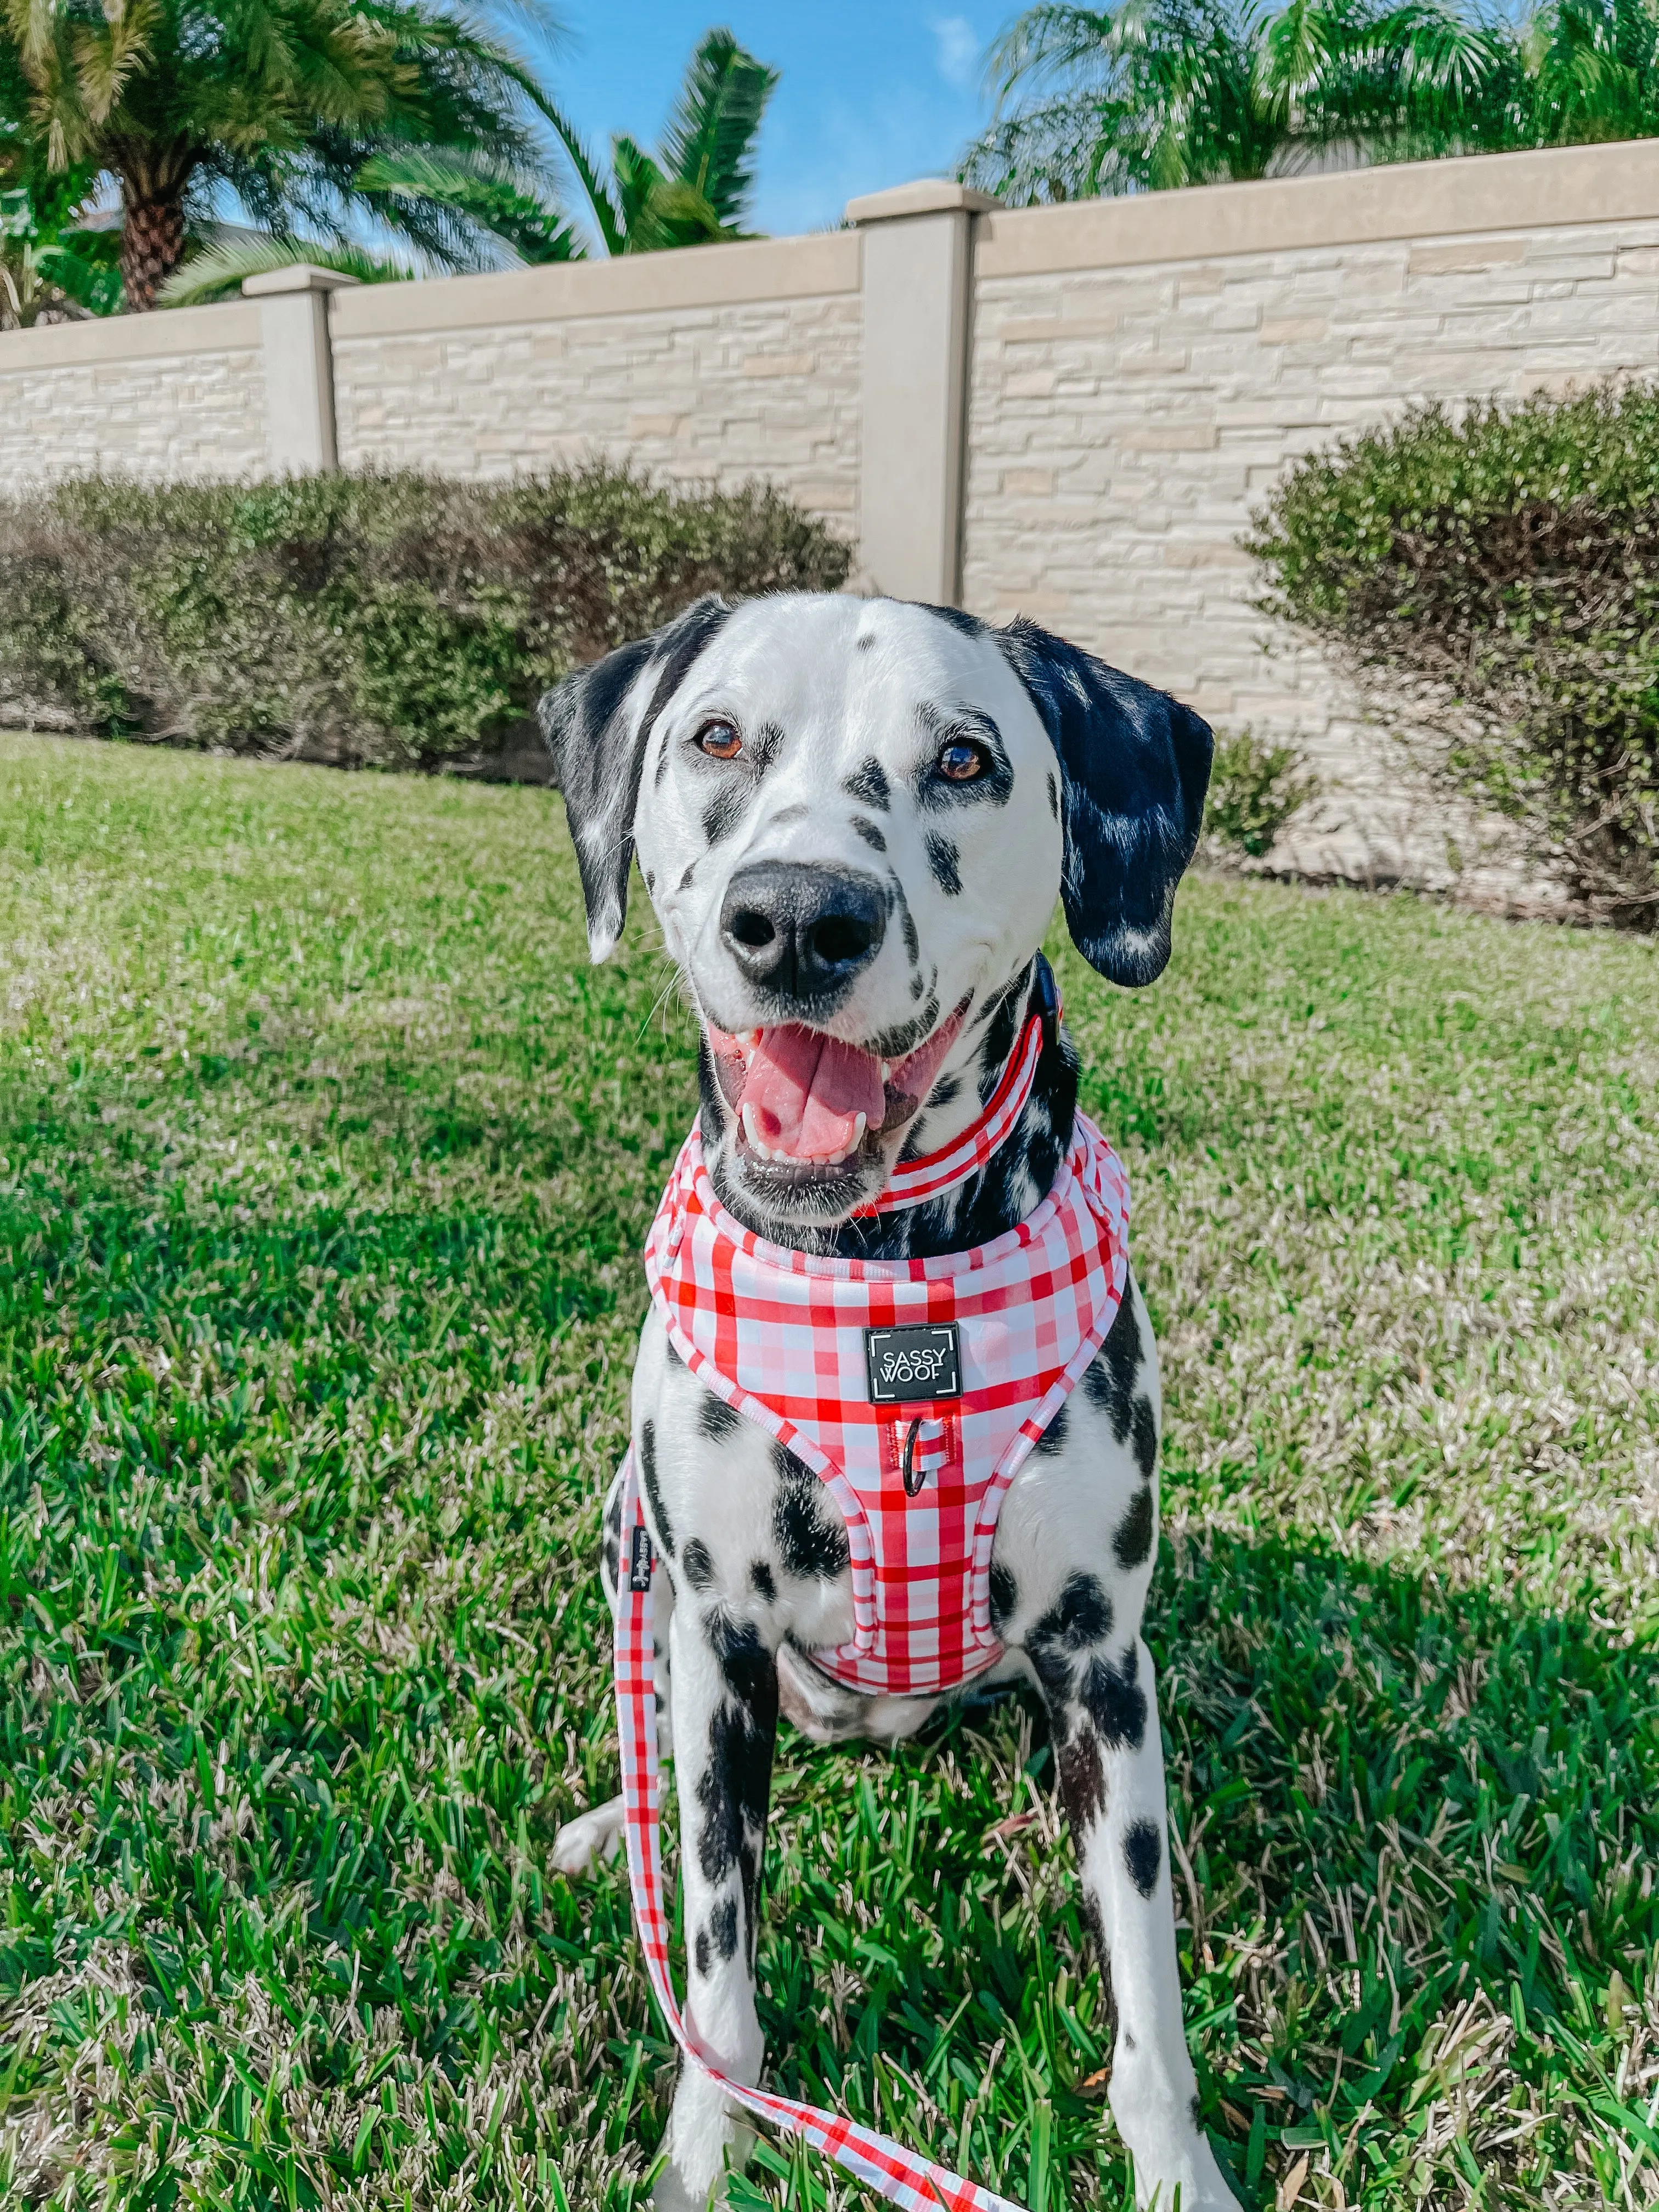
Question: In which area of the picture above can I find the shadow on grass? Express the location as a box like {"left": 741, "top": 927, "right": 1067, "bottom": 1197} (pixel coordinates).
{"left": 756, "top": 1532, "right": 1659, "bottom": 2207}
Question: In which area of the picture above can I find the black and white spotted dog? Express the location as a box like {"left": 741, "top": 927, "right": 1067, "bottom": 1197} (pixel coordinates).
{"left": 546, "top": 592, "right": 1239, "bottom": 2212}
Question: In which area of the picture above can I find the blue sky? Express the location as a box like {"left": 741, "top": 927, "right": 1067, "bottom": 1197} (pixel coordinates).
{"left": 532, "top": 3, "right": 1005, "bottom": 240}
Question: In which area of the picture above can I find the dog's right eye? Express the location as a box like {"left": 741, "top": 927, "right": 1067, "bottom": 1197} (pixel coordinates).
{"left": 695, "top": 719, "right": 743, "bottom": 761}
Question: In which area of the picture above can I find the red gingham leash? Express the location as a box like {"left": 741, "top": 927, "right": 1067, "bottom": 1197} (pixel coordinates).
{"left": 614, "top": 1447, "right": 1026, "bottom": 2212}
{"left": 854, "top": 960, "right": 1058, "bottom": 1216}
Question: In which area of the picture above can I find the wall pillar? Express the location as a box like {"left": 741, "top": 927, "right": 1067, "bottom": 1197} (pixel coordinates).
{"left": 845, "top": 179, "right": 999, "bottom": 607}
{"left": 242, "top": 263, "right": 360, "bottom": 473}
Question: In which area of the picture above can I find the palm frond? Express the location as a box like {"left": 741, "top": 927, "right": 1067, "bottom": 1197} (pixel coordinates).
{"left": 156, "top": 230, "right": 410, "bottom": 304}
{"left": 355, "top": 144, "right": 583, "bottom": 262}
{"left": 657, "top": 25, "right": 777, "bottom": 233}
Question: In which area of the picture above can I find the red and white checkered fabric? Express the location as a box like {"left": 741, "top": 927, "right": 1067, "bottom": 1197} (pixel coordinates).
{"left": 614, "top": 1450, "right": 1026, "bottom": 2212}
{"left": 855, "top": 1006, "right": 1045, "bottom": 1215}
{"left": 644, "top": 1113, "right": 1130, "bottom": 1697}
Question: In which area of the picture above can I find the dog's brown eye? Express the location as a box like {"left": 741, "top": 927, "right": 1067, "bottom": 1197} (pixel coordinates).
{"left": 695, "top": 719, "right": 743, "bottom": 761}
{"left": 938, "top": 739, "right": 987, "bottom": 782}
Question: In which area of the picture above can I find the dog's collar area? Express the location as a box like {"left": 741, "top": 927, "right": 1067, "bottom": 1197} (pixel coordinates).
{"left": 850, "top": 953, "right": 1059, "bottom": 1217}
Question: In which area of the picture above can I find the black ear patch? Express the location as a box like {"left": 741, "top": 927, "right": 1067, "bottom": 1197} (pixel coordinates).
{"left": 992, "top": 617, "right": 1212, "bottom": 988}
{"left": 538, "top": 595, "right": 732, "bottom": 960}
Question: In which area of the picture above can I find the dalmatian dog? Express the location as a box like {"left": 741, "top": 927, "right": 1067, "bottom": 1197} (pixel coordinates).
{"left": 546, "top": 592, "right": 1238, "bottom": 2212}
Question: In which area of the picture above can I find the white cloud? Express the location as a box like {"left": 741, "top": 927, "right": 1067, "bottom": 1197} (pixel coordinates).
{"left": 932, "top": 15, "right": 979, "bottom": 89}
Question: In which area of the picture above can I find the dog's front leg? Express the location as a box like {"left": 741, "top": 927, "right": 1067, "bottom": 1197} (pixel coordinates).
{"left": 656, "top": 1599, "right": 778, "bottom": 2210}
{"left": 1041, "top": 1640, "right": 1240, "bottom": 2212}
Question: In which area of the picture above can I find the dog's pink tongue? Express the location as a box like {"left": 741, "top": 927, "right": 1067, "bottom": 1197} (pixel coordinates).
{"left": 740, "top": 1026, "right": 885, "bottom": 1160}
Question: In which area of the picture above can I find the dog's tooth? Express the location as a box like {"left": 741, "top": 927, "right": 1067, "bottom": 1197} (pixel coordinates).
{"left": 741, "top": 1103, "right": 762, "bottom": 1150}
{"left": 852, "top": 1111, "right": 867, "bottom": 1145}
{"left": 879, "top": 1062, "right": 891, "bottom": 1084}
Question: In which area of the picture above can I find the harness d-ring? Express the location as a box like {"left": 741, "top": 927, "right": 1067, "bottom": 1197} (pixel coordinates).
{"left": 901, "top": 1415, "right": 927, "bottom": 1497}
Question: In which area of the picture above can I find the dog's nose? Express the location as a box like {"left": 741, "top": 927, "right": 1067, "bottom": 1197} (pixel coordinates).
{"left": 719, "top": 864, "right": 887, "bottom": 1003}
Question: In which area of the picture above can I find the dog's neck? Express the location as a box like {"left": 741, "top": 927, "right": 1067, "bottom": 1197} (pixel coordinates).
{"left": 697, "top": 959, "right": 1080, "bottom": 1261}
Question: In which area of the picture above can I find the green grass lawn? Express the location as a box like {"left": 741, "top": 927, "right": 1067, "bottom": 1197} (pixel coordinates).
{"left": 1, "top": 730, "right": 1655, "bottom": 2212}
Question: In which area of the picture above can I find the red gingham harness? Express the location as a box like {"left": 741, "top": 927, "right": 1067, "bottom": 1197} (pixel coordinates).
{"left": 611, "top": 1026, "right": 1131, "bottom": 2206}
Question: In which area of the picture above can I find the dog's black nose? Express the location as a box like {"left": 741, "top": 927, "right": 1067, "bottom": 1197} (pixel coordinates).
{"left": 719, "top": 864, "right": 888, "bottom": 1003}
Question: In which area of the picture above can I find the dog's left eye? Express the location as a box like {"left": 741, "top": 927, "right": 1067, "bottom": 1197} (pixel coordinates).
{"left": 937, "top": 738, "right": 988, "bottom": 782}
{"left": 695, "top": 719, "right": 743, "bottom": 761}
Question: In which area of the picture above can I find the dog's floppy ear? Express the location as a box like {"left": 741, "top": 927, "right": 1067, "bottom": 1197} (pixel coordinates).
{"left": 539, "top": 595, "right": 732, "bottom": 961}
{"left": 994, "top": 616, "right": 1212, "bottom": 988}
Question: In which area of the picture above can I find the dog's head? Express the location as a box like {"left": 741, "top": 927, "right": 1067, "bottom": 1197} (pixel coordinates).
{"left": 544, "top": 593, "right": 1210, "bottom": 1228}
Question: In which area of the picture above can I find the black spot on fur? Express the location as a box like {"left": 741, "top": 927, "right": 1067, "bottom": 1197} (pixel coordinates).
{"left": 701, "top": 785, "right": 748, "bottom": 847}
{"left": 857, "top": 632, "right": 874, "bottom": 651}
{"left": 1124, "top": 1818, "right": 1162, "bottom": 1898}
{"left": 664, "top": 1334, "right": 684, "bottom": 1367}
{"left": 678, "top": 860, "right": 697, "bottom": 892}
{"left": 918, "top": 603, "right": 985, "bottom": 639}
{"left": 640, "top": 1419, "right": 673, "bottom": 1557}
{"left": 710, "top": 1894, "right": 739, "bottom": 1961}
{"left": 844, "top": 757, "right": 890, "bottom": 810}
{"left": 693, "top": 1626, "right": 776, "bottom": 1955}
{"left": 851, "top": 816, "right": 887, "bottom": 855}
{"left": 681, "top": 1538, "right": 714, "bottom": 1591}
{"left": 1080, "top": 1645, "right": 1148, "bottom": 1751}
{"left": 989, "top": 1561, "right": 1018, "bottom": 1633}
{"left": 602, "top": 1536, "right": 619, "bottom": 1588}
{"left": 928, "top": 1072, "right": 961, "bottom": 1110}
{"left": 698, "top": 1392, "right": 741, "bottom": 1442}
{"left": 1046, "top": 769, "right": 1059, "bottom": 819}
{"left": 654, "top": 737, "right": 672, "bottom": 789}
{"left": 645, "top": 869, "right": 655, "bottom": 891}
{"left": 1113, "top": 1485, "right": 1155, "bottom": 1571}
{"left": 1083, "top": 1293, "right": 1142, "bottom": 1442}
{"left": 1131, "top": 1396, "right": 1158, "bottom": 1481}
{"left": 900, "top": 904, "right": 920, "bottom": 964}
{"left": 750, "top": 1559, "right": 777, "bottom": 1602}
{"left": 772, "top": 1446, "right": 850, "bottom": 1578}
{"left": 695, "top": 1926, "right": 711, "bottom": 1976}
{"left": 924, "top": 832, "right": 962, "bottom": 897}
{"left": 1035, "top": 1572, "right": 1113, "bottom": 1652}
{"left": 1057, "top": 1729, "right": 1107, "bottom": 1831}
{"left": 1032, "top": 1400, "right": 1070, "bottom": 1457}
{"left": 752, "top": 724, "right": 785, "bottom": 771}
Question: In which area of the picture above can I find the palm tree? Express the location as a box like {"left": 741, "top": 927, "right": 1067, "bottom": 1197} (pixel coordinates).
{"left": 1, "top": 171, "right": 122, "bottom": 324}
{"left": 960, "top": 0, "right": 1656, "bottom": 205}
{"left": 0, "top": 0, "right": 567, "bottom": 309}
{"left": 159, "top": 24, "right": 777, "bottom": 305}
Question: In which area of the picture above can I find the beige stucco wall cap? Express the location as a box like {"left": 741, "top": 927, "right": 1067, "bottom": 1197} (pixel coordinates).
{"left": 242, "top": 262, "right": 364, "bottom": 297}
{"left": 844, "top": 178, "right": 1001, "bottom": 225}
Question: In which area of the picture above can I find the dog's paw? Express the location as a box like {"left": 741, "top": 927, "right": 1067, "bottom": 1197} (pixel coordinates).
{"left": 551, "top": 1795, "right": 625, "bottom": 1877}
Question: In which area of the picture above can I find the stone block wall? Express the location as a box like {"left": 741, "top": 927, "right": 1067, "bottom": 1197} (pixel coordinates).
{"left": 0, "top": 305, "right": 269, "bottom": 494}
{"left": 962, "top": 146, "right": 1659, "bottom": 886}
{"left": 329, "top": 236, "right": 862, "bottom": 526}
{"left": 7, "top": 143, "right": 1659, "bottom": 890}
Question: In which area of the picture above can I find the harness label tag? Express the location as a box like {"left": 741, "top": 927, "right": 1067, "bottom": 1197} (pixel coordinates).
{"left": 865, "top": 1322, "right": 962, "bottom": 1404}
{"left": 628, "top": 1525, "right": 654, "bottom": 1593}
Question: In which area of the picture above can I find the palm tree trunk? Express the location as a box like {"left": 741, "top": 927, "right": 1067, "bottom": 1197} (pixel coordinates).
{"left": 121, "top": 192, "right": 187, "bottom": 312}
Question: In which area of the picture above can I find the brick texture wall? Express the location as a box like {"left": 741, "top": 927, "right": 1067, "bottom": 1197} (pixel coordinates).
{"left": 962, "top": 215, "right": 1659, "bottom": 887}
{"left": 0, "top": 341, "right": 268, "bottom": 495}
{"left": 332, "top": 291, "right": 862, "bottom": 522}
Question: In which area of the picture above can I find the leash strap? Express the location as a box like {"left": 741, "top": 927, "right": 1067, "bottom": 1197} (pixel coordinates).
{"left": 856, "top": 968, "right": 1056, "bottom": 1217}
{"left": 614, "top": 1449, "right": 1025, "bottom": 2212}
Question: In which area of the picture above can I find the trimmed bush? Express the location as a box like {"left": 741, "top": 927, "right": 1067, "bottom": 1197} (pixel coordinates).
{"left": 1203, "top": 727, "right": 1318, "bottom": 861}
{"left": 1246, "top": 386, "right": 1659, "bottom": 924}
{"left": 0, "top": 466, "right": 852, "bottom": 770}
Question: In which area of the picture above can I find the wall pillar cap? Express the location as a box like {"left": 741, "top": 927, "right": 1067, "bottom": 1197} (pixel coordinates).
{"left": 242, "top": 263, "right": 363, "bottom": 297}
{"left": 844, "top": 178, "right": 1001, "bottom": 225}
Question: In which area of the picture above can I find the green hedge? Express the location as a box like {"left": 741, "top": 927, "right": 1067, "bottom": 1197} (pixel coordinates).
{"left": 0, "top": 466, "right": 851, "bottom": 771}
{"left": 1246, "top": 385, "right": 1659, "bottom": 924}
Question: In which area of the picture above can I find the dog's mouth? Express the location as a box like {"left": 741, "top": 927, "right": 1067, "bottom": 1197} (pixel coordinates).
{"left": 707, "top": 1008, "right": 967, "bottom": 1175}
